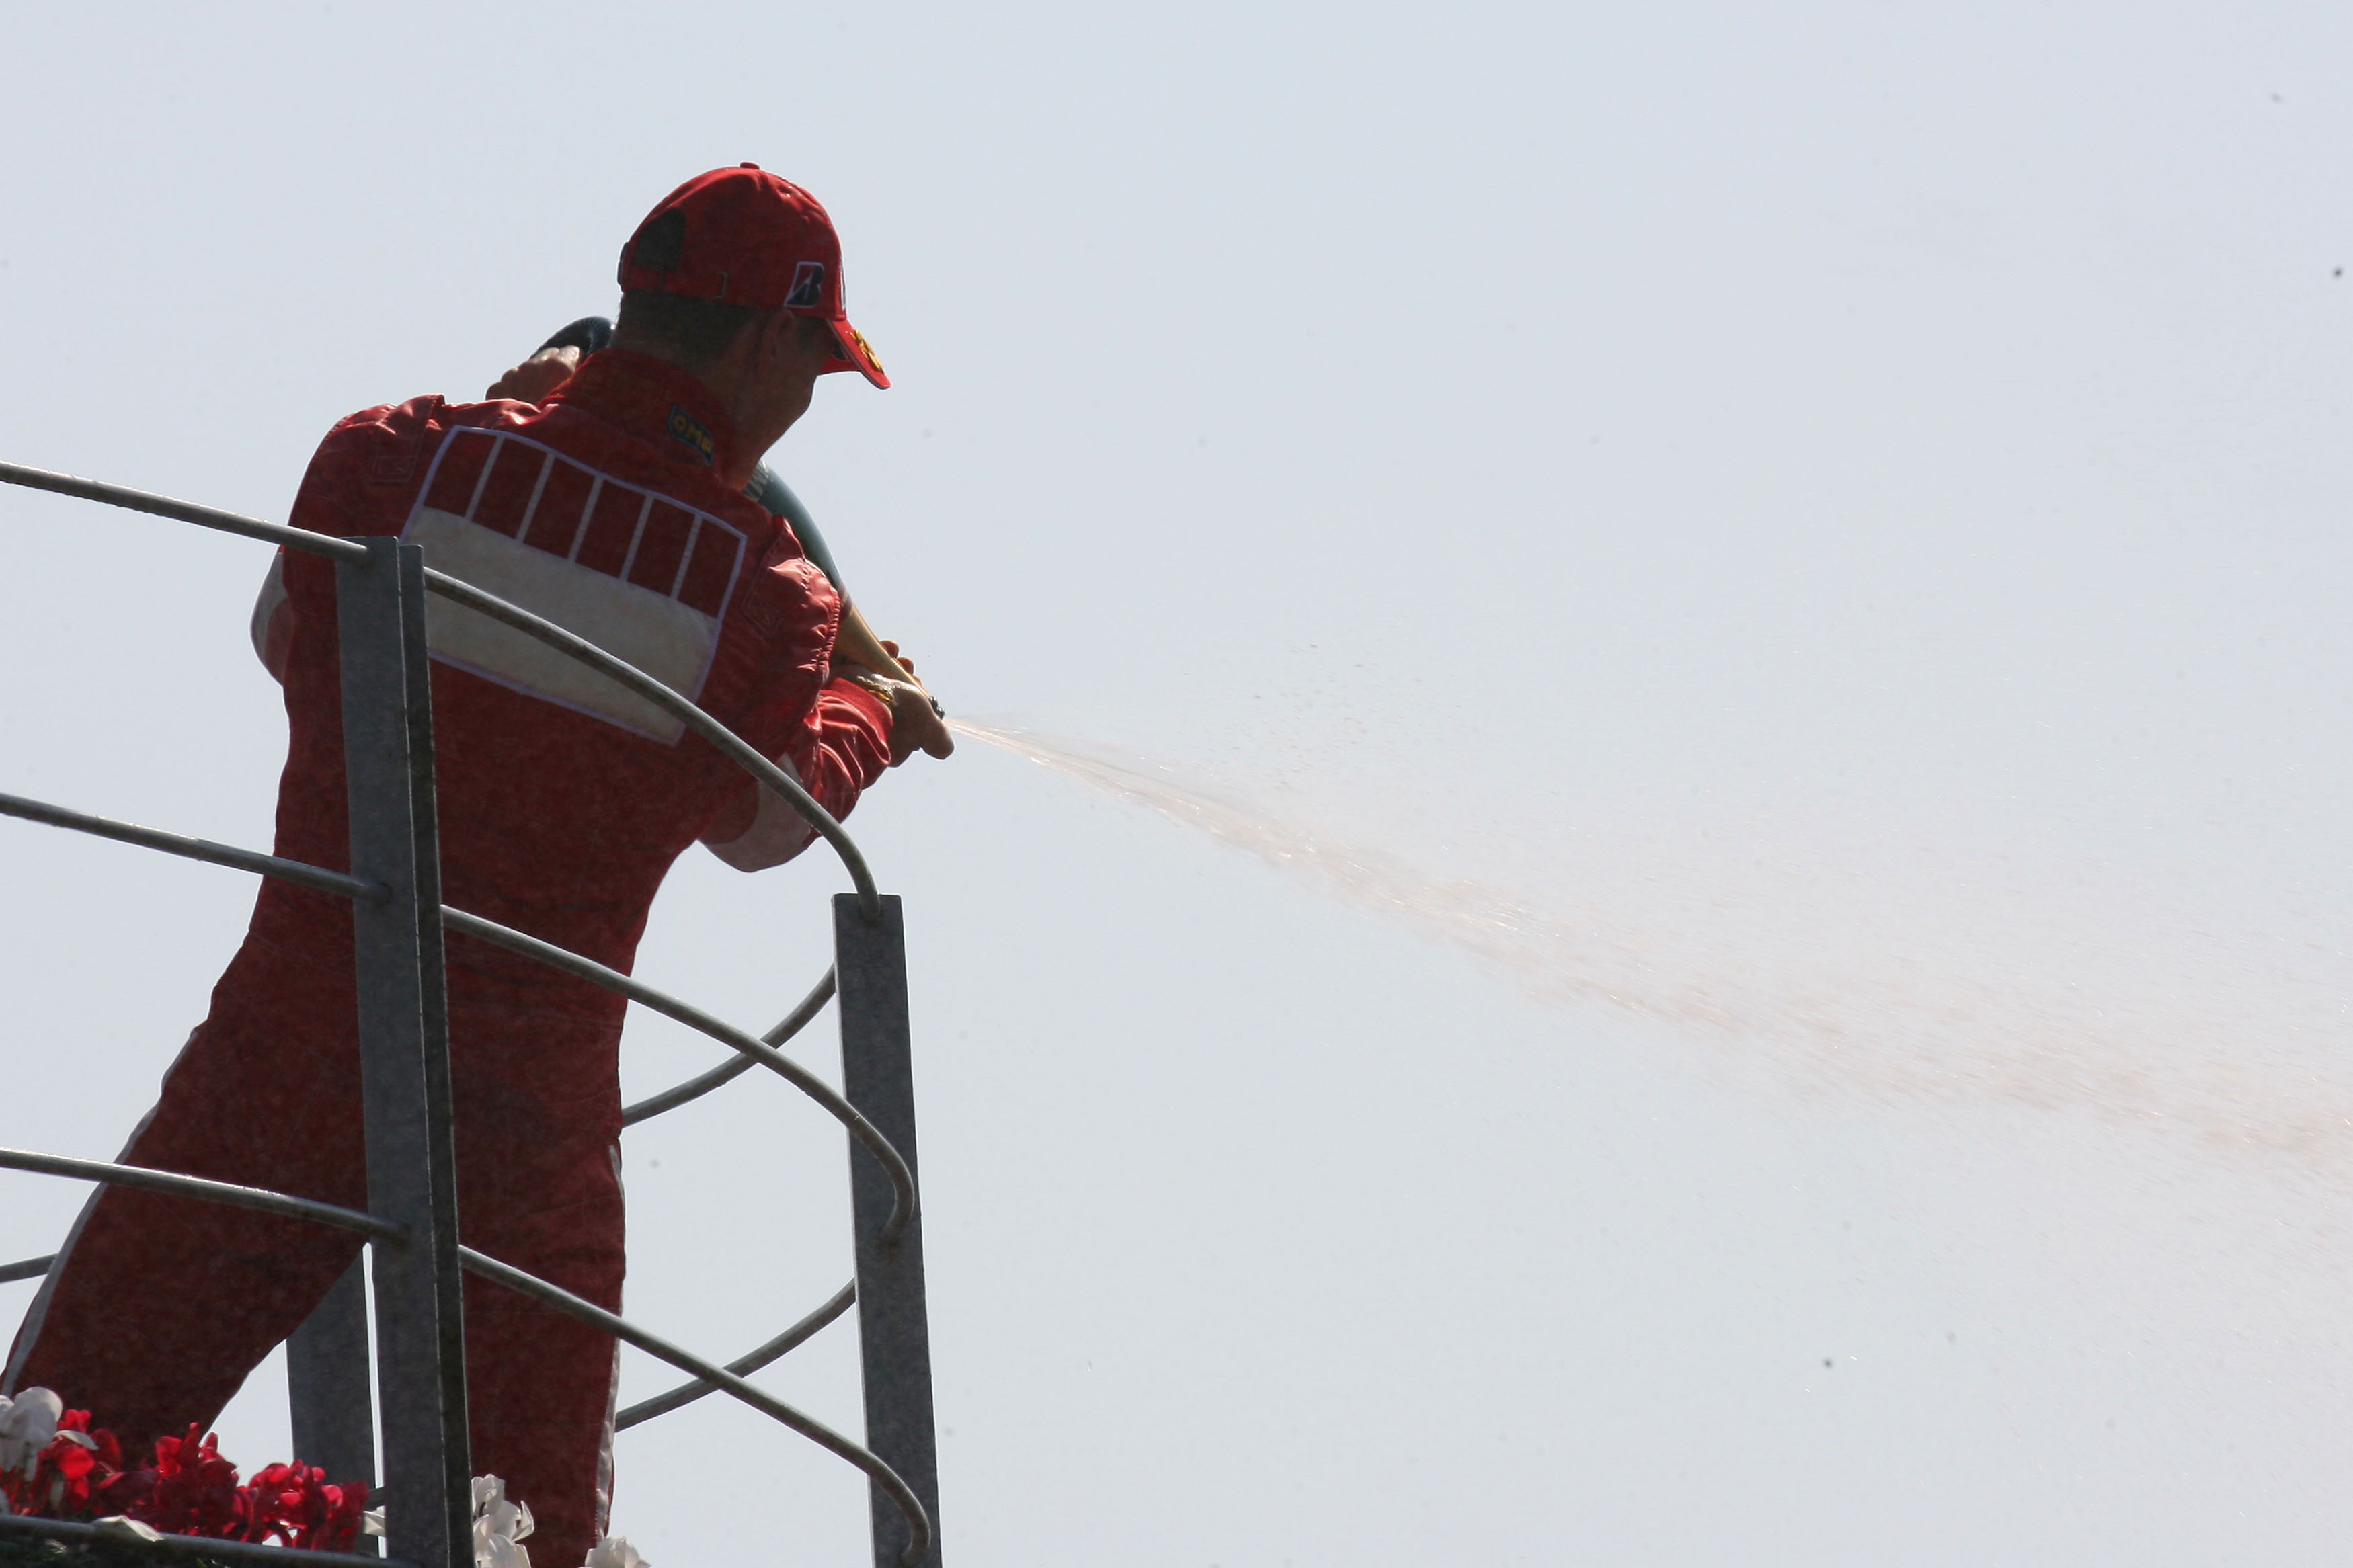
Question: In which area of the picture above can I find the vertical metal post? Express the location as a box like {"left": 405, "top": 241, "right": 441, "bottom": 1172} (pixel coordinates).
{"left": 340, "top": 538, "right": 469, "bottom": 1568}
{"left": 397, "top": 541, "right": 474, "bottom": 1526}
{"left": 834, "top": 894, "right": 942, "bottom": 1568}
{"left": 286, "top": 1258, "right": 378, "bottom": 1505}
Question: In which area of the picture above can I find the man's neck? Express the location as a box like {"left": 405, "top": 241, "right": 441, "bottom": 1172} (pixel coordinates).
{"left": 606, "top": 335, "right": 773, "bottom": 488}
{"left": 551, "top": 349, "right": 751, "bottom": 483}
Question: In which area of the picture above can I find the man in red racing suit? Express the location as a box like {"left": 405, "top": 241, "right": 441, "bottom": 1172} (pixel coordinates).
{"left": 3, "top": 166, "right": 944, "bottom": 1566}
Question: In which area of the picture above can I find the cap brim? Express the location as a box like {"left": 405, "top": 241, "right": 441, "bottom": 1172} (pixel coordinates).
{"left": 822, "top": 319, "right": 890, "bottom": 389}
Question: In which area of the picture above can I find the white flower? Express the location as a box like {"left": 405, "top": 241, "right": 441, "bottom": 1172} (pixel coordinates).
{"left": 472, "top": 1474, "right": 534, "bottom": 1568}
{"left": 0, "top": 1388, "right": 62, "bottom": 1479}
{"left": 325, "top": 1473, "right": 549, "bottom": 1568}
{"left": 358, "top": 1475, "right": 543, "bottom": 1568}
{"left": 583, "top": 1536, "right": 649, "bottom": 1568}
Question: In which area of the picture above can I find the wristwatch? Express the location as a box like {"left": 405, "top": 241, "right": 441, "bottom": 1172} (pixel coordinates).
{"left": 842, "top": 671, "right": 899, "bottom": 712}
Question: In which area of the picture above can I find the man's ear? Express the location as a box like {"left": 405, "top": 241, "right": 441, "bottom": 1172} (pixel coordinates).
{"left": 754, "top": 308, "right": 803, "bottom": 374}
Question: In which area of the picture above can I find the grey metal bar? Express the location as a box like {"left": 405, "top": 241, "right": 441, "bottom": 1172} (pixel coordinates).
{"left": 614, "top": 1279, "right": 856, "bottom": 1430}
{"left": 339, "top": 539, "right": 467, "bottom": 1568}
{"left": 0, "top": 1148, "right": 400, "bottom": 1239}
{"left": 0, "top": 790, "right": 386, "bottom": 903}
{"left": 287, "top": 1257, "right": 379, "bottom": 1499}
{"left": 416, "top": 568, "right": 879, "bottom": 915}
{"left": 398, "top": 541, "right": 474, "bottom": 1530}
{"left": 0, "top": 1514, "right": 413, "bottom": 1568}
{"left": 456, "top": 1248, "right": 930, "bottom": 1567}
{"left": 0, "top": 462, "right": 368, "bottom": 561}
{"left": 621, "top": 968, "right": 837, "bottom": 1126}
{"left": 0, "top": 1253, "right": 56, "bottom": 1284}
{"left": 834, "top": 894, "right": 943, "bottom": 1568}
{"left": 441, "top": 908, "right": 914, "bottom": 1239}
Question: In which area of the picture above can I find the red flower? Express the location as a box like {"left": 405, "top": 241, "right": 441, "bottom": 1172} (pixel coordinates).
{"left": 11, "top": 1411, "right": 113, "bottom": 1518}
{"left": 130, "top": 1425, "right": 247, "bottom": 1539}
{"left": 231, "top": 1461, "right": 372, "bottom": 1551}
{"left": 1, "top": 1398, "right": 370, "bottom": 1553}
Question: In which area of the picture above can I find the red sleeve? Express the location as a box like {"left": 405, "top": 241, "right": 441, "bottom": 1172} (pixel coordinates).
{"left": 698, "top": 678, "right": 892, "bottom": 853}
{"left": 286, "top": 397, "right": 448, "bottom": 540}
{"left": 272, "top": 399, "right": 451, "bottom": 667}
{"left": 784, "top": 679, "right": 895, "bottom": 821}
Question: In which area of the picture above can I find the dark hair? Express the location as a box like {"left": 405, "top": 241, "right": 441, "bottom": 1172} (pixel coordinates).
{"left": 612, "top": 290, "right": 762, "bottom": 368}
{"left": 612, "top": 292, "right": 838, "bottom": 370}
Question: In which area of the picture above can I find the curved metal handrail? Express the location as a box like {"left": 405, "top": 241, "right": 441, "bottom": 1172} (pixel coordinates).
{"left": 615, "top": 1279, "right": 856, "bottom": 1431}
{"left": 0, "top": 462, "right": 370, "bottom": 563}
{"left": 0, "top": 1514, "right": 413, "bottom": 1568}
{"left": 2, "top": 460, "right": 936, "bottom": 1556}
{"left": 0, "top": 767, "right": 900, "bottom": 1235}
{"left": 623, "top": 967, "right": 836, "bottom": 1126}
{"left": 458, "top": 1249, "right": 929, "bottom": 1567}
{"left": 0, "top": 791, "right": 387, "bottom": 903}
{"left": 0, "top": 462, "right": 879, "bottom": 916}
{"left": 442, "top": 909, "right": 914, "bottom": 1243}
{"left": 0, "top": 1148, "right": 403, "bottom": 1241}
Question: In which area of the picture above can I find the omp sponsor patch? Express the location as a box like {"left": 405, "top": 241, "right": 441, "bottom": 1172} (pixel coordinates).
{"left": 402, "top": 427, "right": 747, "bottom": 741}
{"left": 666, "top": 403, "right": 715, "bottom": 466}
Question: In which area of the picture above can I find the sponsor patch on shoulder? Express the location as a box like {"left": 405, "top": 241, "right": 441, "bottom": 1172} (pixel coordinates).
{"left": 667, "top": 403, "right": 716, "bottom": 466}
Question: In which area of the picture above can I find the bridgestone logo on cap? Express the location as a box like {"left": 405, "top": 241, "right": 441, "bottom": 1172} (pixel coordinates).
{"left": 784, "top": 261, "right": 826, "bottom": 308}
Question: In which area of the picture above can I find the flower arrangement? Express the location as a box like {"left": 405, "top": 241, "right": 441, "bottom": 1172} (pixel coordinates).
{"left": 0, "top": 1389, "right": 368, "bottom": 1553}
{"left": 0, "top": 1390, "right": 647, "bottom": 1568}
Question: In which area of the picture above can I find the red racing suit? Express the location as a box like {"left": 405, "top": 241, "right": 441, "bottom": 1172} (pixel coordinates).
{"left": 4, "top": 349, "right": 894, "bottom": 1565}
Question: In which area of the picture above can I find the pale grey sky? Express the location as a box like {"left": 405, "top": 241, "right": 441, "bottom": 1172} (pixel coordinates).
{"left": 3, "top": 3, "right": 2350, "bottom": 1563}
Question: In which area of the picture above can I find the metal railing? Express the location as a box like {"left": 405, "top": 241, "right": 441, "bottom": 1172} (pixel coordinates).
{"left": 0, "top": 462, "right": 943, "bottom": 1568}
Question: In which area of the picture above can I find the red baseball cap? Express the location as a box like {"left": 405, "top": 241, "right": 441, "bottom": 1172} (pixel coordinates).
{"left": 617, "top": 163, "right": 889, "bottom": 389}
